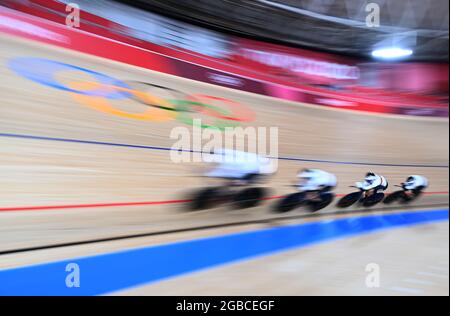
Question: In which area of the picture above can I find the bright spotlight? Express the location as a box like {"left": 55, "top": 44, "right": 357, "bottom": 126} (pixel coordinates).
{"left": 371, "top": 48, "right": 413, "bottom": 59}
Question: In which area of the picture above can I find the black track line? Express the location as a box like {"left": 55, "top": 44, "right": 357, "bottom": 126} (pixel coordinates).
{"left": 0, "top": 202, "right": 448, "bottom": 256}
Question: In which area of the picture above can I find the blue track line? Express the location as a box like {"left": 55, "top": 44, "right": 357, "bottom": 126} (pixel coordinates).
{"left": 0, "top": 209, "right": 447, "bottom": 296}
{"left": 0, "top": 132, "right": 448, "bottom": 168}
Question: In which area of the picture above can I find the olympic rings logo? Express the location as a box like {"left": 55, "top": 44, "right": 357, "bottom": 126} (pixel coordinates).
{"left": 8, "top": 57, "right": 256, "bottom": 129}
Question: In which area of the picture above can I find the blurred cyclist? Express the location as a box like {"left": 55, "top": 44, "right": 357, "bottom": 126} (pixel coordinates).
{"left": 401, "top": 175, "right": 428, "bottom": 197}
{"left": 356, "top": 172, "right": 388, "bottom": 198}
{"left": 297, "top": 169, "right": 337, "bottom": 201}
{"left": 204, "top": 148, "right": 276, "bottom": 186}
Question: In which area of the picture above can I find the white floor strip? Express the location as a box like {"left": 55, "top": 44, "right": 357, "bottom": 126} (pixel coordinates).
{"left": 403, "top": 278, "right": 435, "bottom": 286}
{"left": 417, "top": 271, "right": 449, "bottom": 279}
{"left": 389, "top": 286, "right": 424, "bottom": 295}
{"left": 428, "top": 266, "right": 449, "bottom": 272}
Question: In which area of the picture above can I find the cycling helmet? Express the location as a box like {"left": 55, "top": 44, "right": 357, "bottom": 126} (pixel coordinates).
{"left": 364, "top": 172, "right": 377, "bottom": 185}
{"left": 406, "top": 176, "right": 415, "bottom": 183}
{"left": 299, "top": 169, "right": 313, "bottom": 178}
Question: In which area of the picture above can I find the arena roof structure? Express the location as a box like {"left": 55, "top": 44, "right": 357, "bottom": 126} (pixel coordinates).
{"left": 118, "top": 0, "right": 449, "bottom": 62}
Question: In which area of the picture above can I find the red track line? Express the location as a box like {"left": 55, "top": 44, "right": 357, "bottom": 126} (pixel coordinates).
{"left": 0, "top": 199, "right": 192, "bottom": 213}
{"left": 0, "top": 192, "right": 448, "bottom": 213}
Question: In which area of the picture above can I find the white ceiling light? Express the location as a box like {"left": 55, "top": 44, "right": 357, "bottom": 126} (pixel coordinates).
{"left": 371, "top": 47, "right": 414, "bottom": 59}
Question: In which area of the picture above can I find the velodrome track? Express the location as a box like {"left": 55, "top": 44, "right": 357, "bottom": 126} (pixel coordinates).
{"left": 0, "top": 34, "right": 448, "bottom": 295}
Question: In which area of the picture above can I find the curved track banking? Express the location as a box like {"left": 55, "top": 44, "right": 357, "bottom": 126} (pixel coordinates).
{"left": 0, "top": 34, "right": 448, "bottom": 295}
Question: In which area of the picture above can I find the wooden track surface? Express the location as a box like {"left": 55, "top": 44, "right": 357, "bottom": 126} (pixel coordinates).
{"left": 0, "top": 34, "right": 448, "bottom": 263}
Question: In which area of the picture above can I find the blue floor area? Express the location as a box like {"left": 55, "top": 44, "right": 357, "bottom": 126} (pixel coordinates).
{"left": 0, "top": 209, "right": 448, "bottom": 296}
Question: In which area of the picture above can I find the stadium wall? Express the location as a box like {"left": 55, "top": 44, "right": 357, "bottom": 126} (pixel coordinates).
{"left": 0, "top": 4, "right": 447, "bottom": 118}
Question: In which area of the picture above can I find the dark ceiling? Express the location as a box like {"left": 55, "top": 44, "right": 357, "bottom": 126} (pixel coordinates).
{"left": 117, "top": 0, "right": 449, "bottom": 62}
